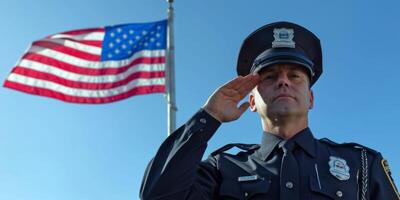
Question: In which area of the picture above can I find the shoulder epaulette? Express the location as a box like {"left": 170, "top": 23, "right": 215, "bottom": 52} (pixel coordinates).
{"left": 211, "top": 143, "right": 260, "bottom": 156}
{"left": 319, "top": 138, "right": 378, "bottom": 155}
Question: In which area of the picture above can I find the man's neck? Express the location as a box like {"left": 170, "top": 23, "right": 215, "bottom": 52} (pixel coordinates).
{"left": 262, "top": 115, "right": 308, "bottom": 140}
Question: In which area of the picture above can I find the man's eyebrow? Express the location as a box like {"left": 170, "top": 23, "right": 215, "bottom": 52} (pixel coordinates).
{"left": 261, "top": 68, "right": 279, "bottom": 73}
{"left": 289, "top": 68, "right": 304, "bottom": 73}
{"left": 289, "top": 67, "right": 308, "bottom": 74}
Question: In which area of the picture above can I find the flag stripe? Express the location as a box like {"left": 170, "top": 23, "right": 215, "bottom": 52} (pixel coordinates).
{"left": 11, "top": 67, "right": 165, "bottom": 90}
{"left": 4, "top": 80, "right": 165, "bottom": 104}
{"left": 64, "top": 40, "right": 103, "bottom": 47}
{"left": 27, "top": 47, "right": 166, "bottom": 69}
{"left": 50, "top": 31, "right": 105, "bottom": 41}
{"left": 14, "top": 60, "right": 165, "bottom": 83}
{"left": 32, "top": 42, "right": 101, "bottom": 61}
{"left": 38, "top": 38, "right": 102, "bottom": 54}
{"left": 6, "top": 73, "right": 165, "bottom": 97}
{"left": 22, "top": 53, "right": 165, "bottom": 75}
{"left": 55, "top": 28, "right": 105, "bottom": 35}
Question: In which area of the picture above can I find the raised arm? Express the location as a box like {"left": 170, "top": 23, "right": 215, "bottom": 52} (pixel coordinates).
{"left": 139, "top": 74, "right": 260, "bottom": 200}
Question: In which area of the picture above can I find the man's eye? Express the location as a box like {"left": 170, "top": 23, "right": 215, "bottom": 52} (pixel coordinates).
{"left": 263, "top": 74, "right": 275, "bottom": 79}
{"left": 290, "top": 74, "right": 301, "bottom": 78}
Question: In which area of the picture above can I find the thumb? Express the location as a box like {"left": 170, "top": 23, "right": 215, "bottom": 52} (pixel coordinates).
{"left": 237, "top": 102, "right": 250, "bottom": 116}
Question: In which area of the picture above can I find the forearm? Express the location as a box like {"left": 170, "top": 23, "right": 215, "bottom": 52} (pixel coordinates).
{"left": 140, "top": 109, "right": 221, "bottom": 200}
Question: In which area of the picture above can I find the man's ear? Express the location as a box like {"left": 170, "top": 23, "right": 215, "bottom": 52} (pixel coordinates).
{"left": 249, "top": 92, "right": 257, "bottom": 112}
{"left": 309, "top": 89, "right": 314, "bottom": 110}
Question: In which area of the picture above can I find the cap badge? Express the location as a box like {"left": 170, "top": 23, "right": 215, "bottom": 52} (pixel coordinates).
{"left": 272, "top": 28, "right": 295, "bottom": 48}
{"left": 329, "top": 156, "right": 350, "bottom": 181}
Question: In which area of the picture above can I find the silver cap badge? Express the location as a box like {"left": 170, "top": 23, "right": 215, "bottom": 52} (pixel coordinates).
{"left": 329, "top": 156, "right": 350, "bottom": 181}
{"left": 272, "top": 28, "right": 295, "bottom": 48}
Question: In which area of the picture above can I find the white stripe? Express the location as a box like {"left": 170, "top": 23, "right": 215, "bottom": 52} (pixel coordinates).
{"left": 27, "top": 46, "right": 166, "bottom": 69}
{"left": 50, "top": 31, "right": 105, "bottom": 41}
{"left": 17, "top": 59, "right": 165, "bottom": 83}
{"left": 39, "top": 38, "right": 102, "bottom": 55}
{"left": 7, "top": 73, "right": 164, "bottom": 98}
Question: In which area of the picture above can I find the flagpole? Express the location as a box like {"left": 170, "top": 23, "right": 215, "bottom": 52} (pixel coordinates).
{"left": 166, "top": 0, "right": 177, "bottom": 136}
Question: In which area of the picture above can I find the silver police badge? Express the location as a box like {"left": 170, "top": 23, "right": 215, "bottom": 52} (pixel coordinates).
{"left": 272, "top": 28, "right": 295, "bottom": 48}
{"left": 329, "top": 156, "right": 350, "bottom": 181}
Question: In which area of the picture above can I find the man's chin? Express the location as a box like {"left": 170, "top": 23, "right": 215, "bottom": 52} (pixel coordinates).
{"left": 267, "top": 108, "right": 300, "bottom": 119}
{"left": 269, "top": 106, "right": 295, "bottom": 114}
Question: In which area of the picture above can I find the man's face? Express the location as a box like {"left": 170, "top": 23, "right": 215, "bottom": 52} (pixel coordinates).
{"left": 249, "top": 64, "right": 314, "bottom": 120}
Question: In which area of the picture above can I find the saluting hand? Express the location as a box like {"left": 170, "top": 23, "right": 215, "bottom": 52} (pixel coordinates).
{"left": 203, "top": 74, "right": 260, "bottom": 122}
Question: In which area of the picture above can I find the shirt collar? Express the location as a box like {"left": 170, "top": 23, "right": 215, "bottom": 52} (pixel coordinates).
{"left": 257, "top": 127, "right": 316, "bottom": 161}
{"left": 257, "top": 131, "right": 283, "bottom": 161}
{"left": 288, "top": 127, "right": 316, "bottom": 158}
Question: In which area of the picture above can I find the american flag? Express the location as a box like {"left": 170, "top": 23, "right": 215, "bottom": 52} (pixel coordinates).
{"left": 4, "top": 20, "right": 167, "bottom": 104}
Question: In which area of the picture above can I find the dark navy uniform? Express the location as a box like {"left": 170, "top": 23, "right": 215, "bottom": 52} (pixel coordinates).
{"left": 140, "top": 109, "right": 399, "bottom": 199}
{"left": 140, "top": 21, "right": 399, "bottom": 199}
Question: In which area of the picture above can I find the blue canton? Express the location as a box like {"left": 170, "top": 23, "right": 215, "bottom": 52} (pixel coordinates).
{"left": 101, "top": 20, "right": 167, "bottom": 61}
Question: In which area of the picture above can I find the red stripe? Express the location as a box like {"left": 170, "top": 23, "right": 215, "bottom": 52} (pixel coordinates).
{"left": 4, "top": 80, "right": 165, "bottom": 104}
{"left": 54, "top": 28, "right": 105, "bottom": 36}
{"left": 45, "top": 28, "right": 104, "bottom": 47}
{"left": 11, "top": 67, "right": 165, "bottom": 90}
{"left": 77, "top": 40, "right": 102, "bottom": 47}
{"left": 47, "top": 38, "right": 103, "bottom": 47}
{"left": 22, "top": 53, "right": 165, "bottom": 75}
{"left": 39, "top": 38, "right": 103, "bottom": 48}
{"left": 33, "top": 41, "right": 101, "bottom": 61}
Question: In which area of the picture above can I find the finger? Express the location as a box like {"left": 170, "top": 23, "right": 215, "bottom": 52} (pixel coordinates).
{"left": 222, "top": 76, "right": 246, "bottom": 89}
{"left": 237, "top": 74, "right": 260, "bottom": 96}
{"left": 221, "top": 88, "right": 239, "bottom": 97}
{"left": 237, "top": 102, "right": 250, "bottom": 116}
{"left": 241, "top": 74, "right": 260, "bottom": 88}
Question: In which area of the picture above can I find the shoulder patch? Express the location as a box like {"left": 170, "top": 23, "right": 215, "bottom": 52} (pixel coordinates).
{"left": 381, "top": 158, "right": 400, "bottom": 198}
{"left": 382, "top": 159, "right": 392, "bottom": 176}
{"left": 210, "top": 143, "right": 260, "bottom": 156}
{"left": 319, "top": 138, "right": 378, "bottom": 155}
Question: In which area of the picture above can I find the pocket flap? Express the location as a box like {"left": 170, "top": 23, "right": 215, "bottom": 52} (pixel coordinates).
{"left": 219, "top": 178, "right": 271, "bottom": 199}
{"left": 241, "top": 178, "right": 271, "bottom": 198}
{"left": 309, "top": 174, "right": 356, "bottom": 199}
{"left": 220, "top": 180, "right": 244, "bottom": 199}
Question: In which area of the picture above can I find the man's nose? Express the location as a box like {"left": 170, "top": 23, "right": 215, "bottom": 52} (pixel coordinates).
{"left": 277, "top": 74, "right": 290, "bottom": 88}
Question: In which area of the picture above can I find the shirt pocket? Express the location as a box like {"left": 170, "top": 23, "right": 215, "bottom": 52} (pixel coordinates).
{"left": 309, "top": 173, "right": 358, "bottom": 200}
{"left": 219, "top": 178, "right": 271, "bottom": 199}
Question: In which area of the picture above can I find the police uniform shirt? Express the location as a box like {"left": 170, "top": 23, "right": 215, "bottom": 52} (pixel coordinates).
{"left": 140, "top": 109, "right": 400, "bottom": 200}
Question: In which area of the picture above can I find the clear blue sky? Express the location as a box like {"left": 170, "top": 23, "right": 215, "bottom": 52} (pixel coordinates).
{"left": 1, "top": 0, "right": 399, "bottom": 199}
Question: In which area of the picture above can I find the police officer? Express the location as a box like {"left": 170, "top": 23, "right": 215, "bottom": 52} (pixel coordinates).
{"left": 140, "top": 21, "right": 399, "bottom": 200}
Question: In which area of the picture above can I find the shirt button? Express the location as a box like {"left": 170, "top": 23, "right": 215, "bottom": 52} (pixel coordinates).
{"left": 336, "top": 190, "right": 343, "bottom": 198}
{"left": 199, "top": 118, "right": 207, "bottom": 124}
{"left": 285, "top": 181, "right": 294, "bottom": 189}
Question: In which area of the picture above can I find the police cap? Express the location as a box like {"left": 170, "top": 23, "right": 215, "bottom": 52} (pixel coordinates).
{"left": 237, "top": 21, "right": 322, "bottom": 86}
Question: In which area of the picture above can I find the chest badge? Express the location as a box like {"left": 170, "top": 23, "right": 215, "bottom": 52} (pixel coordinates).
{"left": 329, "top": 156, "right": 350, "bottom": 181}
